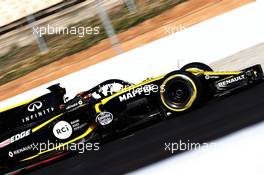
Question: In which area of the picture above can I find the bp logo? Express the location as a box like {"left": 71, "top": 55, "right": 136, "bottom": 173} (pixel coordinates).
{"left": 53, "top": 121, "right": 73, "bottom": 140}
{"left": 28, "top": 101, "right": 43, "bottom": 112}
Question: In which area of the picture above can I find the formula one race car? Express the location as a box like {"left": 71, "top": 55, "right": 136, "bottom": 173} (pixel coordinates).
{"left": 0, "top": 62, "right": 263, "bottom": 174}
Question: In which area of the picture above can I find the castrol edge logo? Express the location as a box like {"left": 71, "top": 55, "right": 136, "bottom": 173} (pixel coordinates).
{"left": 0, "top": 129, "right": 31, "bottom": 148}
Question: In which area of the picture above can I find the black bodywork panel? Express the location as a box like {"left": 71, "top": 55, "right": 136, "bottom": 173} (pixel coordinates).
{"left": 0, "top": 65, "right": 263, "bottom": 174}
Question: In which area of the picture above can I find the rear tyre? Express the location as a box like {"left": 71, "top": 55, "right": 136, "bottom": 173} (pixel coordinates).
{"left": 181, "top": 62, "right": 213, "bottom": 72}
{"left": 160, "top": 70, "right": 203, "bottom": 113}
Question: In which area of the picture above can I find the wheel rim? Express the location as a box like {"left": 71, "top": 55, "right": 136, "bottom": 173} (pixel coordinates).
{"left": 160, "top": 74, "right": 197, "bottom": 112}
{"left": 164, "top": 79, "right": 193, "bottom": 108}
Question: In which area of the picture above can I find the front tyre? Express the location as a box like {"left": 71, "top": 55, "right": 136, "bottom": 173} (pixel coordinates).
{"left": 181, "top": 62, "right": 213, "bottom": 72}
{"left": 160, "top": 71, "right": 203, "bottom": 112}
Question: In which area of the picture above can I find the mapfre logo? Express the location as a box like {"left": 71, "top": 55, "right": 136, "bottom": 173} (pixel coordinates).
{"left": 53, "top": 121, "right": 73, "bottom": 140}
{"left": 28, "top": 101, "right": 43, "bottom": 112}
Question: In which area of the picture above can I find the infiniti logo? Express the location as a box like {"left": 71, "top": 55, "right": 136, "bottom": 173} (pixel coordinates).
{"left": 8, "top": 151, "right": 13, "bottom": 158}
{"left": 28, "top": 101, "right": 43, "bottom": 112}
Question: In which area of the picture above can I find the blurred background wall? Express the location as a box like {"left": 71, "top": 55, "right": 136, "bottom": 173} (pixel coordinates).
{"left": 0, "top": 0, "right": 187, "bottom": 87}
{"left": 0, "top": 0, "right": 121, "bottom": 55}
{"left": 0, "top": 0, "right": 63, "bottom": 27}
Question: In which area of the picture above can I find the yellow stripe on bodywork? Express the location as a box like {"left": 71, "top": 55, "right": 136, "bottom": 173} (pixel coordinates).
{"left": 32, "top": 104, "right": 86, "bottom": 133}
{"left": 95, "top": 103, "right": 102, "bottom": 113}
{"left": 22, "top": 122, "right": 96, "bottom": 162}
{"left": 184, "top": 68, "right": 242, "bottom": 77}
{"left": 186, "top": 68, "right": 205, "bottom": 76}
{"left": 0, "top": 97, "right": 37, "bottom": 113}
{"left": 204, "top": 71, "right": 241, "bottom": 76}
{"left": 32, "top": 113, "right": 63, "bottom": 133}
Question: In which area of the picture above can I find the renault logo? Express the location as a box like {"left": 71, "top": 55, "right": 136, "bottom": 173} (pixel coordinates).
{"left": 28, "top": 101, "right": 43, "bottom": 112}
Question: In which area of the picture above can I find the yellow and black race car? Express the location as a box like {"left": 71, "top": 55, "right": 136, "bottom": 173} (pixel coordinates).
{"left": 0, "top": 62, "right": 263, "bottom": 174}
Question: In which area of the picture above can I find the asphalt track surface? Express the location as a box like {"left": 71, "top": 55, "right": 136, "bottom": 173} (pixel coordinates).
{"left": 27, "top": 82, "right": 264, "bottom": 175}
